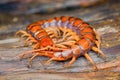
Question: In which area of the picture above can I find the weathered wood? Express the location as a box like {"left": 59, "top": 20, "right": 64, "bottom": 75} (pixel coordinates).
{"left": 0, "top": 0, "right": 120, "bottom": 79}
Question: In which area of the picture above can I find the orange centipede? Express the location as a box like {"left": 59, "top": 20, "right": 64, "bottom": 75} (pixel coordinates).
{"left": 17, "top": 16, "right": 106, "bottom": 69}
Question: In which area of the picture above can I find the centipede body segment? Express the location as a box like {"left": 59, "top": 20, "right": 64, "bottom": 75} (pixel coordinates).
{"left": 17, "top": 16, "right": 106, "bottom": 69}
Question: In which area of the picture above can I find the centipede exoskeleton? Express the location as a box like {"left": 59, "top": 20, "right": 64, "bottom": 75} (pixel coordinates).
{"left": 17, "top": 16, "right": 106, "bottom": 69}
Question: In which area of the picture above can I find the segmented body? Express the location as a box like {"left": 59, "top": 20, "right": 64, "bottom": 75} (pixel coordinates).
{"left": 17, "top": 16, "right": 106, "bottom": 69}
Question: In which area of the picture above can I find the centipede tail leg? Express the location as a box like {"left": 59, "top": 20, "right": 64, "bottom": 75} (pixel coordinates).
{"left": 84, "top": 53, "right": 98, "bottom": 70}
{"left": 92, "top": 47, "right": 106, "bottom": 60}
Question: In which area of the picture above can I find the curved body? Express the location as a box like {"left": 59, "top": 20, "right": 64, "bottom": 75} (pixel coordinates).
{"left": 17, "top": 16, "right": 106, "bottom": 69}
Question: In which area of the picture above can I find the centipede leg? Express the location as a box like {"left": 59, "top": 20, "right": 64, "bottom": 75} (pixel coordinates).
{"left": 45, "top": 58, "right": 54, "bottom": 65}
{"left": 56, "top": 41, "right": 76, "bottom": 48}
{"left": 92, "top": 47, "right": 106, "bottom": 60}
{"left": 31, "top": 43, "right": 40, "bottom": 49}
{"left": 95, "top": 41, "right": 100, "bottom": 49}
{"left": 19, "top": 49, "right": 43, "bottom": 60}
{"left": 55, "top": 44, "right": 68, "bottom": 48}
{"left": 40, "top": 46, "right": 69, "bottom": 51}
{"left": 16, "top": 30, "right": 31, "bottom": 40}
{"left": 64, "top": 56, "right": 76, "bottom": 67}
{"left": 21, "top": 34, "right": 30, "bottom": 38}
{"left": 45, "top": 56, "right": 65, "bottom": 65}
{"left": 94, "top": 41, "right": 101, "bottom": 57}
{"left": 19, "top": 52, "right": 32, "bottom": 60}
{"left": 27, "top": 51, "right": 52, "bottom": 68}
{"left": 16, "top": 30, "right": 27, "bottom": 35}
{"left": 84, "top": 53, "right": 98, "bottom": 70}
{"left": 27, "top": 53, "right": 39, "bottom": 68}
{"left": 17, "top": 30, "right": 36, "bottom": 47}
{"left": 94, "top": 29, "right": 101, "bottom": 49}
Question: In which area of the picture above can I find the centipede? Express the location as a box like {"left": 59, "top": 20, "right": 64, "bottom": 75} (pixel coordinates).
{"left": 17, "top": 16, "right": 106, "bottom": 69}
